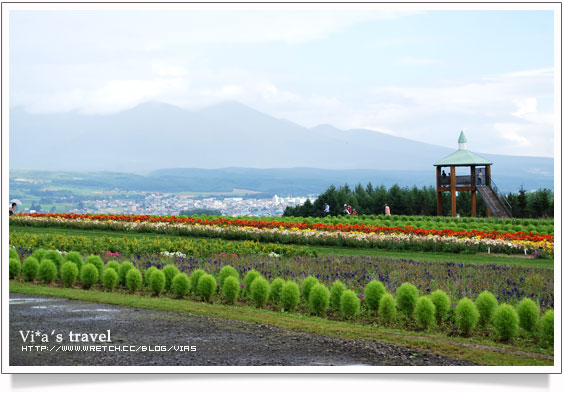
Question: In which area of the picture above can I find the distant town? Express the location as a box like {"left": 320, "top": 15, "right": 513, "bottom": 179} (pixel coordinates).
{"left": 20, "top": 192, "right": 317, "bottom": 217}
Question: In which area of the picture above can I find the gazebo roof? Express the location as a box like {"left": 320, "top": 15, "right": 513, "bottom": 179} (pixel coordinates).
{"left": 434, "top": 150, "right": 493, "bottom": 166}
{"left": 434, "top": 131, "right": 493, "bottom": 166}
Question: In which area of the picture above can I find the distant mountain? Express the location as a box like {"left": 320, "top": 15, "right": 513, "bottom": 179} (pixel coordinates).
{"left": 10, "top": 101, "right": 554, "bottom": 191}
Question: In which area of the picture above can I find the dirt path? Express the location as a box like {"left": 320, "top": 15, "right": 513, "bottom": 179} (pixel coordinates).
{"left": 9, "top": 293, "right": 474, "bottom": 367}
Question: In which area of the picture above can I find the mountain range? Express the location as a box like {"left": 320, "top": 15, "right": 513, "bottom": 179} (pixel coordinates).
{"left": 9, "top": 101, "right": 554, "bottom": 192}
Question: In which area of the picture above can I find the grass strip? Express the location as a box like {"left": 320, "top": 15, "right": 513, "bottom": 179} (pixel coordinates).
{"left": 10, "top": 226, "right": 553, "bottom": 269}
{"left": 10, "top": 281, "right": 553, "bottom": 366}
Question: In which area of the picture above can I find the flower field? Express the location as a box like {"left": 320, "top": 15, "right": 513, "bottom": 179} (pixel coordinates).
{"left": 11, "top": 213, "right": 555, "bottom": 256}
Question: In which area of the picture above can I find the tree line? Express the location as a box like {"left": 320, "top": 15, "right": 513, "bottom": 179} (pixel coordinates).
{"left": 283, "top": 184, "right": 553, "bottom": 218}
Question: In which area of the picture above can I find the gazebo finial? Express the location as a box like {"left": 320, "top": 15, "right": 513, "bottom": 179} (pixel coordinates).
{"left": 458, "top": 130, "right": 467, "bottom": 150}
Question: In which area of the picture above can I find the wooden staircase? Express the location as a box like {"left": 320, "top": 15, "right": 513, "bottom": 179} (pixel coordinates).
{"left": 476, "top": 184, "right": 512, "bottom": 218}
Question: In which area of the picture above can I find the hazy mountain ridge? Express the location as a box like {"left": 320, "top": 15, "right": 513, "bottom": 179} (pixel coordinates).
{"left": 10, "top": 101, "right": 553, "bottom": 192}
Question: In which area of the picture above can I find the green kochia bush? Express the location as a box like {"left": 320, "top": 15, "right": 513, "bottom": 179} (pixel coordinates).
{"left": 9, "top": 248, "right": 19, "bottom": 261}
{"left": 163, "top": 265, "right": 180, "bottom": 291}
{"left": 64, "top": 251, "right": 83, "bottom": 272}
{"left": 84, "top": 255, "right": 104, "bottom": 278}
{"left": 455, "top": 298, "right": 479, "bottom": 335}
{"left": 221, "top": 276, "right": 240, "bottom": 305}
{"left": 9, "top": 258, "right": 21, "bottom": 279}
{"left": 430, "top": 289, "right": 450, "bottom": 324}
{"left": 378, "top": 293, "right": 397, "bottom": 323}
{"left": 197, "top": 274, "right": 217, "bottom": 302}
{"left": 38, "top": 259, "right": 58, "bottom": 284}
{"left": 144, "top": 266, "right": 158, "bottom": 286}
{"left": 475, "top": 290, "right": 498, "bottom": 327}
{"left": 250, "top": 277, "right": 270, "bottom": 308}
{"left": 301, "top": 276, "right": 319, "bottom": 303}
{"left": 218, "top": 265, "right": 239, "bottom": 288}
{"left": 102, "top": 267, "right": 118, "bottom": 291}
{"left": 330, "top": 280, "right": 346, "bottom": 309}
{"left": 45, "top": 250, "right": 64, "bottom": 273}
{"left": 340, "top": 289, "right": 360, "bottom": 320}
{"left": 106, "top": 260, "right": 120, "bottom": 274}
{"left": 171, "top": 273, "right": 190, "bottom": 298}
{"left": 516, "top": 298, "right": 540, "bottom": 333}
{"left": 269, "top": 278, "right": 285, "bottom": 305}
{"left": 80, "top": 264, "right": 99, "bottom": 290}
{"left": 22, "top": 257, "right": 39, "bottom": 281}
{"left": 308, "top": 283, "right": 330, "bottom": 316}
{"left": 396, "top": 283, "right": 419, "bottom": 317}
{"left": 60, "top": 261, "right": 79, "bottom": 287}
{"left": 414, "top": 297, "right": 436, "bottom": 330}
{"left": 126, "top": 268, "right": 143, "bottom": 293}
{"left": 492, "top": 304, "right": 519, "bottom": 341}
{"left": 364, "top": 281, "right": 386, "bottom": 312}
{"left": 31, "top": 249, "right": 48, "bottom": 263}
{"left": 190, "top": 269, "right": 206, "bottom": 294}
{"left": 150, "top": 270, "right": 166, "bottom": 296}
{"left": 242, "top": 270, "right": 261, "bottom": 297}
{"left": 281, "top": 281, "right": 300, "bottom": 312}
{"left": 539, "top": 309, "right": 554, "bottom": 347}
{"left": 118, "top": 261, "right": 134, "bottom": 286}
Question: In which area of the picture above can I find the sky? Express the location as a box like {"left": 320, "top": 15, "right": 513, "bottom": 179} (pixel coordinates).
{"left": 9, "top": 8, "right": 556, "bottom": 157}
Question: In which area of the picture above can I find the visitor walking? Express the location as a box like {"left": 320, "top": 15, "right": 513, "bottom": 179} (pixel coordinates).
{"left": 385, "top": 205, "right": 391, "bottom": 216}
{"left": 323, "top": 203, "right": 330, "bottom": 217}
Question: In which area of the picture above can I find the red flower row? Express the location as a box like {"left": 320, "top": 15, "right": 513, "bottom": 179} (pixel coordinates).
{"left": 21, "top": 212, "right": 554, "bottom": 243}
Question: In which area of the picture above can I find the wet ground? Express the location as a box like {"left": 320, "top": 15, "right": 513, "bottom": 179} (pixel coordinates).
{"left": 9, "top": 293, "right": 474, "bottom": 366}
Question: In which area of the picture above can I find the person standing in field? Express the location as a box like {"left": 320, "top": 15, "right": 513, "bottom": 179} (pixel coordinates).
{"left": 385, "top": 205, "right": 391, "bottom": 216}
{"left": 323, "top": 203, "right": 330, "bottom": 217}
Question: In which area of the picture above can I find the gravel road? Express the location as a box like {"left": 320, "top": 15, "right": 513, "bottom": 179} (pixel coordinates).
{"left": 9, "top": 293, "right": 474, "bottom": 367}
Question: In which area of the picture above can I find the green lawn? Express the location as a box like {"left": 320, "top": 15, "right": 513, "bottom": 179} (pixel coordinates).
{"left": 11, "top": 225, "right": 554, "bottom": 269}
{"left": 9, "top": 281, "right": 554, "bottom": 367}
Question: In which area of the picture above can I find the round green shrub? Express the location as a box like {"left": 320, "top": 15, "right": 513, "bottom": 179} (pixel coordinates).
{"left": 301, "top": 276, "right": 319, "bottom": 303}
{"left": 396, "top": 283, "right": 419, "bottom": 317}
{"left": 281, "top": 281, "right": 300, "bottom": 312}
{"left": 171, "top": 273, "right": 190, "bottom": 298}
{"left": 218, "top": 265, "right": 239, "bottom": 288}
{"left": 105, "top": 260, "right": 120, "bottom": 274}
{"left": 126, "top": 268, "right": 143, "bottom": 293}
{"left": 60, "top": 261, "right": 79, "bottom": 287}
{"left": 475, "top": 290, "right": 498, "bottom": 327}
{"left": 118, "top": 261, "right": 134, "bottom": 286}
{"left": 516, "top": 298, "right": 540, "bottom": 333}
{"left": 269, "top": 278, "right": 285, "bottom": 305}
{"left": 9, "top": 258, "right": 21, "bottom": 279}
{"left": 430, "top": 289, "right": 450, "bottom": 323}
{"left": 190, "top": 269, "right": 206, "bottom": 294}
{"left": 340, "top": 289, "right": 360, "bottom": 320}
{"left": 144, "top": 266, "right": 158, "bottom": 286}
{"left": 242, "top": 270, "right": 261, "bottom": 297}
{"left": 330, "top": 280, "right": 346, "bottom": 309}
{"left": 149, "top": 270, "right": 166, "bottom": 296}
{"left": 80, "top": 264, "right": 99, "bottom": 290}
{"left": 101, "top": 267, "right": 118, "bottom": 291}
{"left": 45, "top": 250, "right": 63, "bottom": 273}
{"left": 539, "top": 309, "right": 554, "bottom": 347}
{"left": 414, "top": 297, "right": 436, "bottom": 330}
{"left": 308, "top": 283, "right": 330, "bottom": 316}
{"left": 84, "top": 255, "right": 104, "bottom": 278}
{"left": 378, "top": 293, "right": 397, "bottom": 323}
{"left": 22, "top": 257, "right": 39, "bottom": 281}
{"left": 64, "top": 251, "right": 83, "bottom": 272}
{"left": 455, "top": 298, "right": 479, "bottom": 335}
{"left": 250, "top": 277, "right": 270, "bottom": 308}
{"left": 197, "top": 274, "right": 217, "bottom": 302}
{"left": 221, "top": 276, "right": 240, "bottom": 305}
{"left": 162, "top": 265, "right": 180, "bottom": 291}
{"left": 9, "top": 248, "right": 19, "bottom": 261}
{"left": 38, "top": 259, "right": 58, "bottom": 284}
{"left": 31, "top": 249, "right": 47, "bottom": 264}
{"left": 364, "top": 281, "right": 386, "bottom": 312}
{"left": 492, "top": 304, "right": 519, "bottom": 341}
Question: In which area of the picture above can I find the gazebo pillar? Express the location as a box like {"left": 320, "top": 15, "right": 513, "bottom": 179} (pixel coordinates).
{"left": 436, "top": 166, "right": 442, "bottom": 216}
{"left": 450, "top": 165, "right": 456, "bottom": 217}
{"left": 471, "top": 165, "right": 477, "bottom": 217}
{"left": 485, "top": 165, "right": 492, "bottom": 217}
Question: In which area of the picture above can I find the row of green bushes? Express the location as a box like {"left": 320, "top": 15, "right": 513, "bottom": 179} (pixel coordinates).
{"left": 9, "top": 248, "right": 553, "bottom": 347}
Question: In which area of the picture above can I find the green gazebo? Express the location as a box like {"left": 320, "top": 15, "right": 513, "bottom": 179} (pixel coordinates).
{"left": 434, "top": 131, "right": 509, "bottom": 217}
